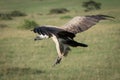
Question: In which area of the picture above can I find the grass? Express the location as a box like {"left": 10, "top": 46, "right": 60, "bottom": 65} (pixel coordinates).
{"left": 0, "top": 0, "right": 120, "bottom": 80}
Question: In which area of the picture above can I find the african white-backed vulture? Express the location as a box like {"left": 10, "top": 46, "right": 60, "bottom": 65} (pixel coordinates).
{"left": 32, "top": 14, "right": 114, "bottom": 66}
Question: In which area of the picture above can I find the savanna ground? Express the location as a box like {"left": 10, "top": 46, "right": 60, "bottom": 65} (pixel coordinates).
{"left": 0, "top": 0, "right": 120, "bottom": 80}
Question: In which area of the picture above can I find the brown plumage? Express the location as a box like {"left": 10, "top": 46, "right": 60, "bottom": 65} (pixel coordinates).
{"left": 32, "top": 14, "right": 114, "bottom": 66}
{"left": 62, "top": 15, "right": 114, "bottom": 34}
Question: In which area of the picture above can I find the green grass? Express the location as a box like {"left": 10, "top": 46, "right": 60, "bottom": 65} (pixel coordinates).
{"left": 0, "top": 0, "right": 120, "bottom": 80}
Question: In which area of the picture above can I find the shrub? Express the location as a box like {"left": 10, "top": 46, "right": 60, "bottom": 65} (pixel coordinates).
{"left": 0, "top": 10, "right": 26, "bottom": 20}
{"left": 49, "top": 8, "right": 69, "bottom": 14}
{"left": 0, "top": 13, "right": 12, "bottom": 20}
{"left": 82, "top": 0, "right": 101, "bottom": 12}
{"left": 21, "top": 19, "right": 38, "bottom": 29}
{"left": 0, "top": 24, "right": 7, "bottom": 28}
{"left": 10, "top": 10, "right": 26, "bottom": 17}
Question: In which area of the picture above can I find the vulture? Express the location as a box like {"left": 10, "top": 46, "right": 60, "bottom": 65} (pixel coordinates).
{"left": 32, "top": 14, "right": 114, "bottom": 66}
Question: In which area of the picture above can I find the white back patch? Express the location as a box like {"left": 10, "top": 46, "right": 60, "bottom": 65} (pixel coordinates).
{"left": 38, "top": 34, "right": 49, "bottom": 39}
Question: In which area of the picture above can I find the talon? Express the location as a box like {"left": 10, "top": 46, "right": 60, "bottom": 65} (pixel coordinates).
{"left": 52, "top": 57, "right": 62, "bottom": 67}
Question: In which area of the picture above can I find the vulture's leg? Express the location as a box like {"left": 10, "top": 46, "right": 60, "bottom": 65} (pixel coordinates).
{"left": 52, "top": 56, "right": 62, "bottom": 67}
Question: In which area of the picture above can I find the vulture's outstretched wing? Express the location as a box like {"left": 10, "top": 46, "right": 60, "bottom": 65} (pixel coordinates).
{"left": 62, "top": 15, "right": 115, "bottom": 34}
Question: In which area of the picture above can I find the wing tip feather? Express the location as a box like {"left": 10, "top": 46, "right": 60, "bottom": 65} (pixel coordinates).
{"left": 86, "top": 14, "right": 115, "bottom": 20}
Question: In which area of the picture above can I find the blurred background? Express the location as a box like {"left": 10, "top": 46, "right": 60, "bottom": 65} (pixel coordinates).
{"left": 0, "top": 0, "right": 120, "bottom": 80}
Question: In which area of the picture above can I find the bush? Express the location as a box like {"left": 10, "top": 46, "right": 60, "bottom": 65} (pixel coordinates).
{"left": 0, "top": 13, "right": 12, "bottom": 20}
{"left": 21, "top": 19, "right": 38, "bottom": 29}
{"left": 49, "top": 8, "right": 69, "bottom": 14}
{"left": 10, "top": 10, "right": 26, "bottom": 17}
{"left": 0, "top": 24, "right": 8, "bottom": 28}
{"left": 82, "top": 0, "right": 101, "bottom": 12}
{"left": 0, "top": 10, "right": 26, "bottom": 20}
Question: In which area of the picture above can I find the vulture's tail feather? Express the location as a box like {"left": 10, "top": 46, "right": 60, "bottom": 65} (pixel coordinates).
{"left": 66, "top": 40, "right": 88, "bottom": 47}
